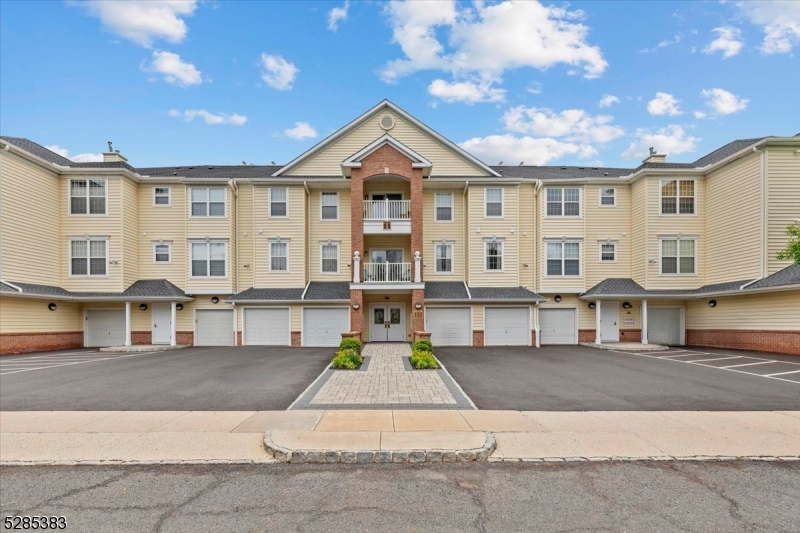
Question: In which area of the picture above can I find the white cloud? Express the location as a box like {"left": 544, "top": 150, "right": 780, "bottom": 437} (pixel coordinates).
{"left": 327, "top": 1, "right": 349, "bottom": 31}
{"left": 703, "top": 27, "right": 744, "bottom": 58}
{"left": 526, "top": 81, "right": 543, "bottom": 94}
{"left": 700, "top": 88, "right": 749, "bottom": 115}
{"left": 736, "top": 1, "right": 800, "bottom": 54}
{"left": 459, "top": 135, "right": 597, "bottom": 166}
{"left": 74, "top": 0, "right": 197, "bottom": 48}
{"left": 622, "top": 125, "right": 699, "bottom": 159}
{"left": 45, "top": 144, "right": 103, "bottom": 162}
{"left": 283, "top": 122, "right": 318, "bottom": 140}
{"left": 260, "top": 53, "right": 298, "bottom": 90}
{"left": 641, "top": 33, "right": 683, "bottom": 53}
{"left": 598, "top": 94, "right": 619, "bottom": 108}
{"left": 380, "top": 0, "right": 607, "bottom": 93}
{"left": 168, "top": 109, "right": 248, "bottom": 125}
{"left": 502, "top": 106, "right": 624, "bottom": 144}
{"left": 145, "top": 51, "right": 202, "bottom": 87}
{"left": 647, "top": 92, "right": 682, "bottom": 116}
{"left": 428, "top": 78, "right": 505, "bottom": 104}
{"left": 693, "top": 110, "right": 706, "bottom": 119}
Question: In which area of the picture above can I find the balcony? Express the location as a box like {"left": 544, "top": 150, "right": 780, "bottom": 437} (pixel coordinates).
{"left": 351, "top": 252, "right": 423, "bottom": 289}
{"left": 363, "top": 200, "right": 411, "bottom": 234}
{"left": 363, "top": 262, "right": 411, "bottom": 283}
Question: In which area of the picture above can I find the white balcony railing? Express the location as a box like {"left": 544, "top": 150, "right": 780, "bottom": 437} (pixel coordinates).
{"left": 363, "top": 200, "right": 411, "bottom": 220}
{"left": 362, "top": 262, "right": 412, "bottom": 282}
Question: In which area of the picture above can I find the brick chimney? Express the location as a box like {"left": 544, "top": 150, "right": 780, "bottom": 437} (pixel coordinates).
{"left": 642, "top": 147, "right": 666, "bottom": 164}
{"left": 103, "top": 141, "right": 128, "bottom": 163}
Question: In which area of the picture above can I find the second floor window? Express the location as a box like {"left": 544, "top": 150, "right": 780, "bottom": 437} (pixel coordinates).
{"left": 70, "top": 238, "right": 107, "bottom": 276}
{"left": 600, "top": 242, "right": 616, "bottom": 262}
{"left": 435, "top": 193, "right": 453, "bottom": 221}
{"left": 270, "top": 188, "right": 288, "bottom": 217}
{"left": 321, "top": 243, "right": 339, "bottom": 273}
{"left": 270, "top": 241, "right": 288, "bottom": 271}
{"left": 485, "top": 188, "right": 503, "bottom": 217}
{"left": 435, "top": 242, "right": 453, "bottom": 273}
{"left": 154, "top": 187, "right": 171, "bottom": 206}
{"left": 70, "top": 179, "right": 106, "bottom": 215}
{"left": 661, "top": 238, "right": 696, "bottom": 274}
{"left": 547, "top": 188, "right": 580, "bottom": 216}
{"left": 154, "top": 243, "right": 171, "bottom": 263}
{"left": 661, "top": 179, "right": 695, "bottom": 214}
{"left": 191, "top": 187, "right": 225, "bottom": 217}
{"left": 547, "top": 241, "right": 580, "bottom": 276}
{"left": 600, "top": 188, "right": 616, "bottom": 206}
{"left": 191, "top": 241, "right": 226, "bottom": 277}
{"left": 321, "top": 192, "right": 338, "bottom": 220}
{"left": 485, "top": 241, "right": 503, "bottom": 271}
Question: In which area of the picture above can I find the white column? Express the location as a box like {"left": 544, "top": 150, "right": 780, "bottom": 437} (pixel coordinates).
{"left": 353, "top": 252, "right": 360, "bottom": 283}
{"left": 170, "top": 301, "right": 177, "bottom": 346}
{"left": 595, "top": 300, "right": 602, "bottom": 344}
{"left": 125, "top": 301, "right": 132, "bottom": 346}
{"left": 414, "top": 251, "right": 421, "bottom": 283}
{"left": 641, "top": 299, "right": 648, "bottom": 345}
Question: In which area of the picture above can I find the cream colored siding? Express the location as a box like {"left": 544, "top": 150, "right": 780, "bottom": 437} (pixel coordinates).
{"left": 0, "top": 297, "right": 81, "bottom": 333}
{"left": 287, "top": 110, "right": 491, "bottom": 177}
{"left": 423, "top": 190, "right": 464, "bottom": 280}
{"left": 766, "top": 148, "right": 800, "bottom": 275}
{"left": 631, "top": 180, "right": 647, "bottom": 285}
{"left": 309, "top": 189, "right": 351, "bottom": 281}
{"left": 178, "top": 296, "right": 235, "bottom": 332}
{"left": 236, "top": 183, "right": 255, "bottom": 291}
{"left": 468, "top": 185, "right": 519, "bottom": 287}
{"left": 686, "top": 291, "right": 800, "bottom": 330}
{"left": 0, "top": 153, "right": 61, "bottom": 285}
{"left": 121, "top": 179, "right": 139, "bottom": 288}
{"left": 537, "top": 294, "right": 587, "bottom": 329}
{"left": 253, "top": 185, "right": 306, "bottom": 288}
{"left": 518, "top": 184, "right": 536, "bottom": 289}
{"left": 705, "top": 153, "right": 761, "bottom": 284}
{"left": 539, "top": 186, "right": 585, "bottom": 292}
{"left": 138, "top": 184, "right": 186, "bottom": 287}
{"left": 584, "top": 186, "right": 632, "bottom": 287}
{"left": 185, "top": 185, "right": 234, "bottom": 293}
{"left": 472, "top": 304, "right": 483, "bottom": 330}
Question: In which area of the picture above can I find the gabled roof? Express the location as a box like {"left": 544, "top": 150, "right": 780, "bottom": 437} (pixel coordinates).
{"left": 304, "top": 282, "right": 350, "bottom": 300}
{"left": 425, "top": 282, "right": 469, "bottom": 300}
{"left": 341, "top": 134, "right": 432, "bottom": 176}
{"left": 272, "top": 99, "right": 500, "bottom": 177}
{"left": 492, "top": 165, "right": 634, "bottom": 180}
{"left": 692, "top": 137, "right": 767, "bottom": 167}
{"left": 747, "top": 264, "right": 800, "bottom": 290}
{"left": 469, "top": 287, "right": 545, "bottom": 301}
{"left": 137, "top": 165, "right": 283, "bottom": 179}
{"left": 227, "top": 287, "right": 305, "bottom": 302}
{"left": 0, "top": 279, "right": 191, "bottom": 300}
{"left": 0, "top": 136, "right": 73, "bottom": 165}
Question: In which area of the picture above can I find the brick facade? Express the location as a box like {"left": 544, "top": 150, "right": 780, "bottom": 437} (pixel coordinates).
{"left": 131, "top": 331, "right": 152, "bottom": 345}
{"left": 349, "top": 290, "right": 363, "bottom": 341}
{"left": 531, "top": 330, "right": 537, "bottom": 346}
{"left": 0, "top": 332, "right": 83, "bottom": 355}
{"left": 176, "top": 331, "right": 194, "bottom": 346}
{"left": 473, "top": 330, "right": 484, "bottom": 347}
{"left": 291, "top": 331, "right": 302, "bottom": 347}
{"left": 578, "top": 329, "right": 595, "bottom": 343}
{"left": 687, "top": 329, "right": 800, "bottom": 356}
{"left": 619, "top": 329, "right": 642, "bottom": 342}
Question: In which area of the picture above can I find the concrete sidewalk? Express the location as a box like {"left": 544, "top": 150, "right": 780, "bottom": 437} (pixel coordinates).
{"left": 1, "top": 410, "right": 798, "bottom": 465}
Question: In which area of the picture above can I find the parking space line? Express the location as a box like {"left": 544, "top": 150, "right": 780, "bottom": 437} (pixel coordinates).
{"left": 684, "top": 356, "right": 742, "bottom": 363}
{"left": 721, "top": 361, "right": 777, "bottom": 369}
{"left": 0, "top": 352, "right": 156, "bottom": 376}
{"left": 764, "top": 369, "right": 800, "bottom": 377}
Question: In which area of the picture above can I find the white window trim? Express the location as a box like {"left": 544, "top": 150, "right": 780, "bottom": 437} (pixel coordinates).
{"left": 269, "top": 187, "right": 289, "bottom": 218}
{"left": 484, "top": 187, "right": 504, "bottom": 219}
{"left": 153, "top": 241, "right": 172, "bottom": 264}
{"left": 319, "top": 191, "right": 339, "bottom": 221}
{"left": 153, "top": 186, "right": 171, "bottom": 207}
{"left": 659, "top": 237, "right": 697, "bottom": 276}
{"left": 268, "top": 239, "right": 290, "bottom": 273}
{"left": 68, "top": 236, "right": 109, "bottom": 277}
{"left": 68, "top": 178, "right": 108, "bottom": 216}
{"left": 659, "top": 178, "right": 697, "bottom": 216}
{"left": 189, "top": 240, "right": 228, "bottom": 278}
{"left": 320, "top": 241, "right": 340, "bottom": 275}
{"left": 598, "top": 240, "right": 617, "bottom": 263}
{"left": 483, "top": 239, "right": 505, "bottom": 272}
{"left": 545, "top": 187, "right": 582, "bottom": 218}
{"left": 433, "top": 241, "right": 454, "bottom": 274}
{"left": 598, "top": 187, "right": 616, "bottom": 207}
{"left": 434, "top": 192, "right": 454, "bottom": 223}
{"left": 544, "top": 239, "right": 583, "bottom": 277}
{"left": 189, "top": 187, "right": 227, "bottom": 218}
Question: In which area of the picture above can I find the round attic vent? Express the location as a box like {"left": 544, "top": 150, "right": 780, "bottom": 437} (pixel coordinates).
{"left": 379, "top": 114, "right": 395, "bottom": 131}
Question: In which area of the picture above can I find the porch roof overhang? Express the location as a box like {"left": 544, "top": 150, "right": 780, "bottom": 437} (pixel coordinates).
{"left": 0, "top": 279, "right": 193, "bottom": 302}
{"left": 341, "top": 134, "right": 432, "bottom": 178}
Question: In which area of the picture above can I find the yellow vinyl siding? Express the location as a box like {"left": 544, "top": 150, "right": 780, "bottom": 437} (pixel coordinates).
{"left": 138, "top": 184, "right": 186, "bottom": 287}
{"left": 518, "top": 184, "right": 536, "bottom": 289}
{"left": 0, "top": 297, "right": 81, "bottom": 333}
{"left": 121, "top": 179, "right": 139, "bottom": 288}
{"left": 186, "top": 185, "right": 234, "bottom": 293}
{"left": 236, "top": 183, "right": 255, "bottom": 290}
{"left": 422, "top": 190, "right": 464, "bottom": 280}
{"left": 705, "top": 153, "right": 761, "bottom": 283}
{"left": 539, "top": 185, "right": 585, "bottom": 292}
{"left": 0, "top": 153, "right": 61, "bottom": 285}
{"left": 472, "top": 304, "right": 483, "bottom": 330}
{"left": 253, "top": 185, "right": 306, "bottom": 288}
{"left": 631, "top": 180, "right": 647, "bottom": 286}
{"left": 766, "top": 148, "right": 800, "bottom": 275}
{"left": 309, "top": 189, "right": 351, "bottom": 281}
{"left": 467, "top": 185, "right": 519, "bottom": 287}
{"left": 686, "top": 290, "right": 800, "bottom": 330}
{"left": 287, "top": 109, "right": 491, "bottom": 177}
{"left": 584, "top": 186, "right": 632, "bottom": 287}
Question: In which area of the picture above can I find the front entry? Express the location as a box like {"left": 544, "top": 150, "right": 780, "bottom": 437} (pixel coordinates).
{"left": 152, "top": 304, "right": 173, "bottom": 344}
{"left": 600, "top": 301, "right": 619, "bottom": 343}
{"left": 369, "top": 303, "right": 405, "bottom": 342}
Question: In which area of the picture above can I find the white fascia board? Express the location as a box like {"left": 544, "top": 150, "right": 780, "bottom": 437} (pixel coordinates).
{"left": 341, "top": 134, "right": 432, "bottom": 168}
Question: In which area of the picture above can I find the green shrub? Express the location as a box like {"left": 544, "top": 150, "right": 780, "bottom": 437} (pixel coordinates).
{"left": 339, "top": 338, "right": 362, "bottom": 354}
{"left": 412, "top": 339, "right": 433, "bottom": 353}
{"left": 331, "top": 349, "right": 363, "bottom": 370}
{"left": 410, "top": 350, "right": 439, "bottom": 369}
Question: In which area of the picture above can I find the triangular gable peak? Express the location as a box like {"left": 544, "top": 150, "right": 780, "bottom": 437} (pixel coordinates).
{"left": 274, "top": 99, "right": 499, "bottom": 178}
{"left": 341, "top": 134, "right": 432, "bottom": 177}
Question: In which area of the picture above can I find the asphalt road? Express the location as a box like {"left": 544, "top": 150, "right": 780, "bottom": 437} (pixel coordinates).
{"left": 436, "top": 345, "right": 800, "bottom": 411}
{"left": 1, "top": 462, "right": 798, "bottom": 532}
{"left": 0, "top": 347, "right": 332, "bottom": 411}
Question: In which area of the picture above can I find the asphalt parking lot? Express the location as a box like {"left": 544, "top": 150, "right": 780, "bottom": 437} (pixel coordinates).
{"left": 0, "top": 347, "right": 333, "bottom": 411}
{"left": 435, "top": 345, "right": 800, "bottom": 411}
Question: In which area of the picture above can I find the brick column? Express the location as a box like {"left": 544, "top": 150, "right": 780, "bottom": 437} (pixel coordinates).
{"left": 409, "top": 168, "right": 424, "bottom": 282}
{"left": 351, "top": 172, "right": 364, "bottom": 280}
{"left": 350, "top": 289, "right": 363, "bottom": 342}
{"left": 411, "top": 288, "right": 425, "bottom": 340}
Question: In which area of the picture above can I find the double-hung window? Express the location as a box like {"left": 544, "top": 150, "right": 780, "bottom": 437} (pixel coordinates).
{"left": 270, "top": 188, "right": 288, "bottom": 217}
{"left": 546, "top": 241, "right": 581, "bottom": 276}
{"left": 661, "top": 179, "right": 695, "bottom": 214}
{"left": 435, "top": 242, "right": 453, "bottom": 273}
{"left": 154, "top": 242, "right": 171, "bottom": 263}
{"left": 320, "top": 192, "right": 338, "bottom": 220}
{"left": 661, "top": 238, "right": 696, "bottom": 275}
{"left": 485, "top": 241, "right": 503, "bottom": 271}
{"left": 600, "top": 188, "right": 616, "bottom": 206}
{"left": 600, "top": 242, "right": 616, "bottom": 262}
{"left": 270, "top": 241, "right": 288, "bottom": 272}
{"left": 71, "top": 238, "right": 107, "bottom": 276}
{"left": 154, "top": 187, "right": 171, "bottom": 206}
{"left": 546, "top": 188, "right": 580, "bottom": 216}
{"left": 321, "top": 243, "right": 339, "bottom": 273}
{"left": 70, "top": 179, "right": 106, "bottom": 215}
{"left": 191, "top": 187, "right": 225, "bottom": 217}
{"left": 435, "top": 193, "right": 453, "bottom": 221}
{"left": 485, "top": 188, "right": 503, "bottom": 217}
{"left": 191, "top": 241, "right": 226, "bottom": 277}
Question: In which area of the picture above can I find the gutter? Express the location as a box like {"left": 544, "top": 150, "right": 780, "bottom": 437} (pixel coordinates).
{"left": 463, "top": 181, "right": 468, "bottom": 288}
{"left": 225, "top": 298, "right": 349, "bottom": 304}
{"left": 0, "top": 280, "right": 23, "bottom": 292}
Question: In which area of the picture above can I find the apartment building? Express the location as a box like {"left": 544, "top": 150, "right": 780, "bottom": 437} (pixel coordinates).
{"left": 1, "top": 100, "right": 798, "bottom": 355}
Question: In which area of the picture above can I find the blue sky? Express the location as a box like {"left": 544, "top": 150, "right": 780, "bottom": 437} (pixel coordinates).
{"left": 1, "top": 0, "right": 798, "bottom": 168}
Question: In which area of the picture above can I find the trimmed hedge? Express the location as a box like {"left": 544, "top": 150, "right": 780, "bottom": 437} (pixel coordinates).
{"left": 331, "top": 348, "right": 363, "bottom": 370}
{"left": 412, "top": 339, "right": 433, "bottom": 353}
{"left": 339, "top": 338, "right": 362, "bottom": 354}
{"left": 410, "top": 349, "right": 439, "bottom": 369}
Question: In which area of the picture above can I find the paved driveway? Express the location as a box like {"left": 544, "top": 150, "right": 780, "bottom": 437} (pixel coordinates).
{"left": 435, "top": 345, "right": 800, "bottom": 411}
{"left": 0, "top": 347, "right": 332, "bottom": 411}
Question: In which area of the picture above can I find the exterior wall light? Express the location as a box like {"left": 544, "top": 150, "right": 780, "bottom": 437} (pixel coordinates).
{"left": 139, "top": 304, "right": 148, "bottom": 311}
{"left": 48, "top": 303, "right": 57, "bottom": 311}
{"left": 176, "top": 303, "right": 183, "bottom": 311}
{"left": 588, "top": 302, "right": 596, "bottom": 309}
{"left": 622, "top": 302, "right": 632, "bottom": 309}
{"left": 352, "top": 302, "right": 360, "bottom": 310}
{"left": 211, "top": 296, "right": 219, "bottom": 304}
{"left": 414, "top": 302, "right": 422, "bottom": 309}
{"left": 554, "top": 295, "right": 562, "bottom": 302}
{"left": 708, "top": 299, "right": 717, "bottom": 308}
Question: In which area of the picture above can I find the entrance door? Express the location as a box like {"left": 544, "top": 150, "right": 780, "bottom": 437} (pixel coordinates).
{"left": 600, "top": 301, "right": 619, "bottom": 343}
{"left": 152, "top": 304, "right": 172, "bottom": 344}
{"left": 369, "top": 303, "right": 406, "bottom": 342}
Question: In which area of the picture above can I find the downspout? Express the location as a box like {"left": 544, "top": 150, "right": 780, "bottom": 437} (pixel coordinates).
{"left": 229, "top": 179, "right": 239, "bottom": 293}
{"left": 752, "top": 146, "right": 766, "bottom": 278}
{"left": 463, "top": 180, "right": 468, "bottom": 286}
{"left": 533, "top": 180, "right": 543, "bottom": 292}
{"left": 304, "top": 181, "right": 310, "bottom": 285}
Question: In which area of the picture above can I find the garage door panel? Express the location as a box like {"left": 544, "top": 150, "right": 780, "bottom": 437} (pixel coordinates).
{"left": 244, "top": 308, "right": 290, "bottom": 346}
{"left": 85, "top": 309, "right": 126, "bottom": 347}
{"left": 426, "top": 307, "right": 470, "bottom": 346}
{"left": 196, "top": 309, "right": 235, "bottom": 346}
{"left": 485, "top": 307, "right": 529, "bottom": 346}
{"left": 649, "top": 308, "right": 682, "bottom": 346}
{"left": 539, "top": 309, "right": 576, "bottom": 345}
{"left": 302, "top": 308, "right": 349, "bottom": 347}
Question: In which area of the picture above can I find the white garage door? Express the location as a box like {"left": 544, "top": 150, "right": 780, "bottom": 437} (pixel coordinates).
{"left": 244, "top": 308, "right": 290, "bottom": 346}
{"left": 485, "top": 307, "right": 530, "bottom": 346}
{"left": 648, "top": 307, "right": 683, "bottom": 346}
{"left": 426, "top": 307, "right": 471, "bottom": 346}
{"left": 539, "top": 309, "right": 576, "bottom": 345}
{"left": 85, "top": 309, "right": 126, "bottom": 347}
{"left": 302, "top": 308, "right": 349, "bottom": 347}
{"left": 195, "top": 309, "right": 234, "bottom": 346}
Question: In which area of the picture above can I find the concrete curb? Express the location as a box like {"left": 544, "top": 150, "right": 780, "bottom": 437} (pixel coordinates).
{"left": 487, "top": 455, "right": 800, "bottom": 463}
{"left": 0, "top": 459, "right": 273, "bottom": 466}
{"left": 263, "top": 431, "right": 496, "bottom": 464}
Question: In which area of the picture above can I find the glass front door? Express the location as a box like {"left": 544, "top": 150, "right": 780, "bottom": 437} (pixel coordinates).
{"left": 369, "top": 304, "right": 406, "bottom": 342}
